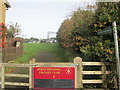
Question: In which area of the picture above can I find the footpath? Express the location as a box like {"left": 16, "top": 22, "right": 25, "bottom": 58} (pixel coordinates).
{"left": 3, "top": 44, "right": 72, "bottom": 89}
{"left": 35, "top": 51, "right": 63, "bottom": 62}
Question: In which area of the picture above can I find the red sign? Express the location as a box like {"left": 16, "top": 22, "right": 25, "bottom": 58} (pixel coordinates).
{"left": 33, "top": 67, "right": 75, "bottom": 89}
{"left": 34, "top": 67, "right": 75, "bottom": 79}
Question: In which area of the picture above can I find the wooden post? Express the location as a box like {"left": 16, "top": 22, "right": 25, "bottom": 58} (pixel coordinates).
{"left": 1, "top": 65, "right": 5, "bottom": 89}
{"left": 15, "top": 47, "right": 17, "bottom": 59}
{"left": 29, "top": 58, "right": 35, "bottom": 64}
{"left": 29, "top": 58, "right": 35, "bottom": 89}
{"left": 74, "top": 57, "right": 83, "bottom": 89}
{"left": 101, "top": 61, "right": 107, "bottom": 88}
{"left": 29, "top": 65, "right": 33, "bottom": 89}
{"left": 0, "top": 0, "right": 6, "bottom": 23}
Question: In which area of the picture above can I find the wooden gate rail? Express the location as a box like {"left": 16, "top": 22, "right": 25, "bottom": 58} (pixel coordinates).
{"left": 0, "top": 63, "right": 36, "bottom": 89}
{"left": 0, "top": 57, "right": 112, "bottom": 89}
{"left": 35, "top": 59, "right": 111, "bottom": 86}
{"left": 0, "top": 58, "right": 82, "bottom": 89}
{"left": 30, "top": 57, "right": 112, "bottom": 88}
{"left": 31, "top": 58, "right": 82, "bottom": 88}
{"left": 35, "top": 63, "right": 79, "bottom": 67}
{"left": 81, "top": 61, "right": 111, "bottom": 84}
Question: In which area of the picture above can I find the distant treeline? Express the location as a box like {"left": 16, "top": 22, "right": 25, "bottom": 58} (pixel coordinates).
{"left": 24, "top": 37, "right": 56, "bottom": 43}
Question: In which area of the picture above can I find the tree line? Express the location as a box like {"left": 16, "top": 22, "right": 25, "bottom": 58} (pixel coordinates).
{"left": 57, "top": 2, "right": 120, "bottom": 88}
{"left": 57, "top": 2, "right": 120, "bottom": 62}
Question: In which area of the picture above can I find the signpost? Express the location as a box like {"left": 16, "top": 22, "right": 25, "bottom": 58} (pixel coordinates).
{"left": 97, "top": 27, "right": 112, "bottom": 35}
{"left": 34, "top": 67, "right": 75, "bottom": 89}
{"left": 113, "top": 21, "right": 120, "bottom": 90}
{"left": 97, "top": 21, "right": 120, "bottom": 89}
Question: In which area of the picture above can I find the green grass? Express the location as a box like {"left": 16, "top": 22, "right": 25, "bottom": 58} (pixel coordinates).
{"left": 13, "top": 43, "right": 74, "bottom": 63}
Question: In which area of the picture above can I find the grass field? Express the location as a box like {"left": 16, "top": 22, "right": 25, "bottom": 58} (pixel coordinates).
{"left": 13, "top": 43, "right": 74, "bottom": 63}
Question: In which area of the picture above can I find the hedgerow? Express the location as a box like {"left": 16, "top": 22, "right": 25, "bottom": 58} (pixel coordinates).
{"left": 57, "top": 2, "right": 120, "bottom": 88}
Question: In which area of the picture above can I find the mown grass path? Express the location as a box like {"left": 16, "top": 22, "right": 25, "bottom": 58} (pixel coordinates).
{"left": 14, "top": 43, "right": 74, "bottom": 63}
{"left": 5, "top": 43, "right": 75, "bottom": 89}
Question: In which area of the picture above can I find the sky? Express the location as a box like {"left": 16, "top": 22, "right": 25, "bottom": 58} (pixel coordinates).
{"left": 6, "top": 0, "right": 96, "bottom": 39}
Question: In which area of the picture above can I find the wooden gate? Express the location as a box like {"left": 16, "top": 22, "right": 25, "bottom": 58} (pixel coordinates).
{"left": 0, "top": 57, "right": 112, "bottom": 89}
{"left": 32, "top": 57, "right": 112, "bottom": 89}
{"left": 32, "top": 57, "right": 82, "bottom": 89}
{"left": 0, "top": 58, "right": 81, "bottom": 89}
{"left": 0, "top": 63, "right": 34, "bottom": 89}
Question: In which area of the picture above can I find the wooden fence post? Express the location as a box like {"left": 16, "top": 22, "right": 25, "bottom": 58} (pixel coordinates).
{"left": 101, "top": 62, "right": 107, "bottom": 88}
{"left": 1, "top": 65, "right": 5, "bottom": 89}
{"left": 29, "top": 58, "right": 35, "bottom": 64}
{"left": 29, "top": 65, "right": 33, "bottom": 89}
{"left": 29, "top": 58, "right": 36, "bottom": 89}
{"left": 74, "top": 57, "right": 83, "bottom": 89}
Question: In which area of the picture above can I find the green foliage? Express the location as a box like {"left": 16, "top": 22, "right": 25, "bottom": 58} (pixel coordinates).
{"left": 24, "top": 38, "right": 31, "bottom": 43}
{"left": 95, "top": 2, "right": 120, "bottom": 23}
{"left": 57, "top": 2, "right": 119, "bottom": 88}
{"left": 7, "top": 22, "right": 21, "bottom": 38}
{"left": 30, "top": 37, "right": 39, "bottom": 43}
{"left": 80, "top": 38, "right": 115, "bottom": 61}
{"left": 80, "top": 2, "right": 119, "bottom": 88}
{"left": 57, "top": 9, "right": 94, "bottom": 50}
{"left": 24, "top": 37, "right": 39, "bottom": 43}
{"left": 57, "top": 2, "right": 119, "bottom": 62}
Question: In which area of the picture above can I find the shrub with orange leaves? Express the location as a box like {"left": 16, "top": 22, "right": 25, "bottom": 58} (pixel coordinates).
{"left": 57, "top": 9, "right": 94, "bottom": 50}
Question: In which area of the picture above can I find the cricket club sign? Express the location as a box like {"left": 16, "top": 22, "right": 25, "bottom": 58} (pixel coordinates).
{"left": 33, "top": 67, "right": 75, "bottom": 89}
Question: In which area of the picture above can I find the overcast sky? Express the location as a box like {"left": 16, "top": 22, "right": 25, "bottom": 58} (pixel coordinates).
{"left": 6, "top": 0, "right": 95, "bottom": 39}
